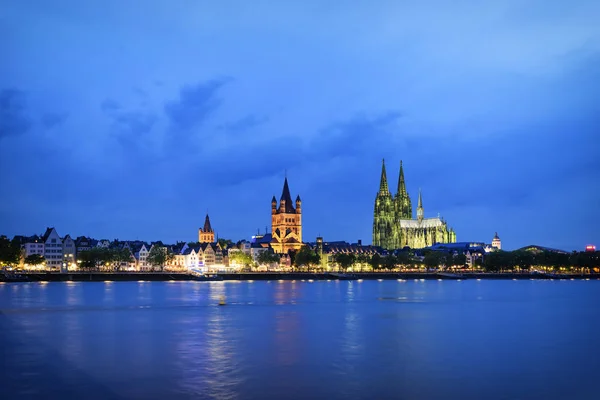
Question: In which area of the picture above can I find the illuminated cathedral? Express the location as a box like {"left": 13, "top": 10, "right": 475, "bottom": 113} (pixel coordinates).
{"left": 373, "top": 160, "right": 456, "bottom": 249}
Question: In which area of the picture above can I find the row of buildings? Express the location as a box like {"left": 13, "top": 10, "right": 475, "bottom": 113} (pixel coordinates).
{"left": 12, "top": 162, "right": 506, "bottom": 272}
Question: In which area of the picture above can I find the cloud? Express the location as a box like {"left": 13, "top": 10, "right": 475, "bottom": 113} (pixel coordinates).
{"left": 179, "top": 110, "right": 404, "bottom": 188}
{"left": 218, "top": 114, "right": 269, "bottom": 132}
{"left": 164, "top": 78, "right": 231, "bottom": 131}
{"left": 132, "top": 86, "right": 148, "bottom": 98}
{"left": 101, "top": 98, "right": 121, "bottom": 114}
{"left": 113, "top": 111, "right": 157, "bottom": 137}
{"left": 0, "top": 89, "right": 31, "bottom": 138}
{"left": 41, "top": 112, "right": 68, "bottom": 129}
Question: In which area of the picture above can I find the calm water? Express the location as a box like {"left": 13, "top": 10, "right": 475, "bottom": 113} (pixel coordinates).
{"left": 1, "top": 279, "right": 599, "bottom": 400}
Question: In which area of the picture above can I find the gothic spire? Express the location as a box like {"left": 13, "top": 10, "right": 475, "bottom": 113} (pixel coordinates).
{"left": 203, "top": 214, "right": 213, "bottom": 233}
{"left": 279, "top": 177, "right": 296, "bottom": 213}
{"left": 379, "top": 159, "right": 389, "bottom": 194}
{"left": 281, "top": 177, "right": 293, "bottom": 203}
{"left": 417, "top": 189, "right": 424, "bottom": 221}
{"left": 397, "top": 160, "right": 407, "bottom": 195}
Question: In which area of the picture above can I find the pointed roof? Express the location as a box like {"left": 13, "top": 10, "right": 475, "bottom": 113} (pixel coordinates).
{"left": 417, "top": 189, "right": 423, "bottom": 209}
{"left": 379, "top": 159, "right": 389, "bottom": 193}
{"left": 278, "top": 177, "right": 296, "bottom": 213}
{"left": 397, "top": 160, "right": 407, "bottom": 195}
{"left": 280, "top": 177, "right": 293, "bottom": 203}
{"left": 494, "top": 232, "right": 500, "bottom": 240}
{"left": 271, "top": 195, "right": 277, "bottom": 204}
{"left": 203, "top": 214, "right": 213, "bottom": 233}
{"left": 296, "top": 194, "right": 301, "bottom": 202}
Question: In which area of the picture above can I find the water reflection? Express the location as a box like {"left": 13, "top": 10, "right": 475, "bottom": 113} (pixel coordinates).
{"left": 1, "top": 281, "right": 600, "bottom": 400}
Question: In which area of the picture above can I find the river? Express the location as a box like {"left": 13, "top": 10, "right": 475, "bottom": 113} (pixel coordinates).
{"left": 1, "top": 280, "right": 599, "bottom": 399}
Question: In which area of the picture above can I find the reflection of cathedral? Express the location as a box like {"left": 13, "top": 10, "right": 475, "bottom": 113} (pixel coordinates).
{"left": 271, "top": 177, "right": 303, "bottom": 254}
{"left": 373, "top": 160, "right": 456, "bottom": 249}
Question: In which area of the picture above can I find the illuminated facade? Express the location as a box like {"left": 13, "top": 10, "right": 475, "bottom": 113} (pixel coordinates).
{"left": 492, "top": 232, "right": 501, "bottom": 250}
{"left": 198, "top": 214, "right": 215, "bottom": 243}
{"left": 271, "top": 177, "right": 303, "bottom": 254}
{"left": 373, "top": 160, "right": 456, "bottom": 249}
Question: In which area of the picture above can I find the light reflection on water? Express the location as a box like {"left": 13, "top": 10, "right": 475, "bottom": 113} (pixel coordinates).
{"left": 1, "top": 280, "right": 600, "bottom": 400}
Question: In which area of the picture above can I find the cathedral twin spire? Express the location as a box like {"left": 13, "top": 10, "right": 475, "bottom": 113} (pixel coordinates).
{"left": 378, "top": 159, "right": 390, "bottom": 194}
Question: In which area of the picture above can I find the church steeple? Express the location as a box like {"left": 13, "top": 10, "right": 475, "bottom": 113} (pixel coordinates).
{"left": 397, "top": 160, "right": 407, "bottom": 195}
{"left": 379, "top": 159, "right": 390, "bottom": 194}
{"left": 394, "top": 160, "right": 412, "bottom": 219}
{"left": 203, "top": 214, "right": 213, "bottom": 232}
{"left": 417, "top": 189, "right": 424, "bottom": 221}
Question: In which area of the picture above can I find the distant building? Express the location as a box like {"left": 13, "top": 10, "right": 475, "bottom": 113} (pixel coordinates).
{"left": 132, "top": 243, "right": 151, "bottom": 271}
{"left": 492, "top": 232, "right": 501, "bottom": 250}
{"left": 62, "top": 234, "right": 76, "bottom": 270}
{"left": 19, "top": 235, "right": 45, "bottom": 258}
{"left": 198, "top": 214, "right": 215, "bottom": 243}
{"left": 518, "top": 245, "right": 569, "bottom": 255}
{"left": 373, "top": 160, "right": 456, "bottom": 250}
{"left": 585, "top": 245, "right": 596, "bottom": 252}
{"left": 42, "top": 227, "right": 63, "bottom": 271}
{"left": 75, "top": 236, "right": 93, "bottom": 254}
{"left": 310, "top": 237, "right": 384, "bottom": 270}
{"left": 271, "top": 177, "right": 303, "bottom": 254}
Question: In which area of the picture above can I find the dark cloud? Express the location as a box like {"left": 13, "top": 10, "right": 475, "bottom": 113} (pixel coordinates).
{"left": 113, "top": 111, "right": 157, "bottom": 136}
{"left": 310, "top": 111, "right": 403, "bottom": 160}
{"left": 178, "top": 110, "right": 404, "bottom": 188}
{"left": 218, "top": 114, "right": 269, "bottom": 132}
{"left": 100, "top": 98, "right": 121, "bottom": 114}
{"left": 164, "top": 78, "right": 231, "bottom": 131}
{"left": 41, "top": 112, "right": 68, "bottom": 129}
{"left": 0, "top": 89, "right": 31, "bottom": 138}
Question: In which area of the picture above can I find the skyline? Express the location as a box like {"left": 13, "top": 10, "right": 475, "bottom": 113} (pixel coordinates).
{"left": 1, "top": 1, "right": 599, "bottom": 250}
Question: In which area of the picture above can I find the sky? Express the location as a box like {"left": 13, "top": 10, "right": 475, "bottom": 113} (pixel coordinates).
{"left": 1, "top": 0, "right": 599, "bottom": 251}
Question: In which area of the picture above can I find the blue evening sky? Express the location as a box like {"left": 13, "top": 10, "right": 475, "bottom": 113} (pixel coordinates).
{"left": 1, "top": 1, "right": 599, "bottom": 250}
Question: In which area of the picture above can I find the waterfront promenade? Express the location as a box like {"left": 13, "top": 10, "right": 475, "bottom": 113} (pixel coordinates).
{"left": 1, "top": 271, "right": 597, "bottom": 282}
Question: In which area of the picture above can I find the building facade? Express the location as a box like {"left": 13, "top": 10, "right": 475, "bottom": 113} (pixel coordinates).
{"left": 373, "top": 160, "right": 456, "bottom": 250}
{"left": 42, "top": 227, "right": 64, "bottom": 270}
{"left": 198, "top": 214, "right": 215, "bottom": 243}
{"left": 492, "top": 232, "right": 501, "bottom": 250}
{"left": 271, "top": 177, "right": 303, "bottom": 254}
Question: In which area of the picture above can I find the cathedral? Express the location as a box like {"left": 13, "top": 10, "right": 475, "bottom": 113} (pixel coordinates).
{"left": 271, "top": 177, "right": 303, "bottom": 254}
{"left": 373, "top": 160, "right": 456, "bottom": 249}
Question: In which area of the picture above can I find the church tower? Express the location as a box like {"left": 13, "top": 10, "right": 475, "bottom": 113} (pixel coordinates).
{"left": 373, "top": 159, "right": 398, "bottom": 249}
{"left": 394, "top": 160, "right": 412, "bottom": 219}
{"left": 271, "top": 177, "right": 303, "bottom": 254}
{"left": 416, "top": 189, "right": 424, "bottom": 221}
{"left": 198, "top": 214, "right": 215, "bottom": 243}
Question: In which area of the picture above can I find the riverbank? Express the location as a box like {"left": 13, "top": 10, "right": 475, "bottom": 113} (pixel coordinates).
{"left": 1, "top": 271, "right": 597, "bottom": 282}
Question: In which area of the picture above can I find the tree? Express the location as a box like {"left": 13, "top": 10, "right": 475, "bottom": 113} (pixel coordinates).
{"left": 0, "top": 236, "right": 21, "bottom": 267}
{"left": 513, "top": 251, "right": 534, "bottom": 271}
{"left": 229, "top": 251, "right": 254, "bottom": 268}
{"left": 369, "top": 253, "right": 382, "bottom": 270}
{"left": 217, "top": 238, "right": 233, "bottom": 249}
{"left": 453, "top": 254, "right": 467, "bottom": 268}
{"left": 24, "top": 254, "right": 45, "bottom": 267}
{"left": 257, "top": 250, "right": 280, "bottom": 266}
{"left": 333, "top": 253, "right": 356, "bottom": 271}
{"left": 111, "top": 248, "right": 133, "bottom": 271}
{"left": 382, "top": 254, "right": 397, "bottom": 270}
{"left": 423, "top": 252, "right": 443, "bottom": 269}
{"left": 147, "top": 246, "right": 174, "bottom": 271}
{"left": 396, "top": 252, "right": 413, "bottom": 269}
{"left": 78, "top": 248, "right": 106, "bottom": 270}
{"left": 294, "top": 246, "right": 320, "bottom": 270}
